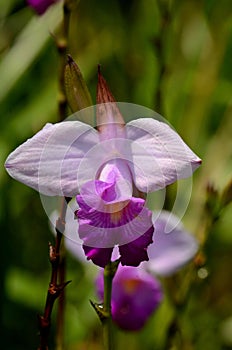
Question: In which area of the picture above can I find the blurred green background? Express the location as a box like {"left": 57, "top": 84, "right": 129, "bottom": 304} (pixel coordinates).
{"left": 0, "top": 0, "right": 232, "bottom": 349}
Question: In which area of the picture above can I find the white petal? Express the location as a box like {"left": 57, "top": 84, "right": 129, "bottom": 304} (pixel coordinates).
{"left": 126, "top": 118, "right": 201, "bottom": 193}
{"left": 5, "top": 121, "right": 99, "bottom": 196}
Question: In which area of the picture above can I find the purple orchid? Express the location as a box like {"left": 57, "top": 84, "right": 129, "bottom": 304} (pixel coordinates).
{"left": 52, "top": 208, "right": 199, "bottom": 275}
{"left": 50, "top": 209, "right": 198, "bottom": 330}
{"left": 96, "top": 265, "right": 163, "bottom": 331}
{"left": 102, "top": 212, "right": 198, "bottom": 331}
{"left": 5, "top": 70, "right": 201, "bottom": 268}
{"left": 27, "top": 0, "right": 60, "bottom": 15}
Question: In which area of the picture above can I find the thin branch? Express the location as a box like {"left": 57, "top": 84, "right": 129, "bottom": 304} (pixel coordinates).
{"left": 37, "top": 198, "right": 71, "bottom": 350}
{"left": 55, "top": 199, "right": 70, "bottom": 350}
{"left": 52, "top": 1, "right": 73, "bottom": 348}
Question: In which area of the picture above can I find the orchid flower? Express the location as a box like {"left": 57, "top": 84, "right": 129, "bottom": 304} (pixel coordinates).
{"left": 5, "top": 69, "right": 201, "bottom": 268}
{"left": 96, "top": 265, "right": 163, "bottom": 331}
{"left": 27, "top": 0, "right": 60, "bottom": 15}
{"left": 52, "top": 209, "right": 198, "bottom": 330}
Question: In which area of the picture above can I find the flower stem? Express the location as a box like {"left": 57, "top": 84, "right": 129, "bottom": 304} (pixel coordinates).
{"left": 54, "top": 198, "right": 69, "bottom": 350}
{"left": 37, "top": 198, "right": 71, "bottom": 350}
{"left": 102, "top": 260, "right": 119, "bottom": 350}
{"left": 53, "top": 1, "right": 73, "bottom": 348}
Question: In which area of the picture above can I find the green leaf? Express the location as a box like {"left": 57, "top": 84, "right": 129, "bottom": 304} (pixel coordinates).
{"left": 0, "top": 3, "right": 62, "bottom": 103}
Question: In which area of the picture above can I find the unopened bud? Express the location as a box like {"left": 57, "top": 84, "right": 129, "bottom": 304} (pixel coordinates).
{"left": 96, "top": 66, "right": 125, "bottom": 136}
{"left": 65, "top": 55, "right": 93, "bottom": 124}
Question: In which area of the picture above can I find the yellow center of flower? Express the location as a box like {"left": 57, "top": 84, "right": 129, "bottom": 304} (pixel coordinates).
{"left": 123, "top": 278, "right": 141, "bottom": 294}
{"left": 110, "top": 209, "right": 122, "bottom": 224}
{"left": 104, "top": 201, "right": 129, "bottom": 224}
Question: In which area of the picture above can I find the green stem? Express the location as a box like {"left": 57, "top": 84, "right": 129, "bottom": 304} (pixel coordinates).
{"left": 102, "top": 261, "right": 119, "bottom": 350}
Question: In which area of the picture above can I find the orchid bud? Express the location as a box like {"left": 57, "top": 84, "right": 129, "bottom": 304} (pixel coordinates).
{"left": 64, "top": 55, "right": 93, "bottom": 119}
{"left": 96, "top": 265, "right": 163, "bottom": 331}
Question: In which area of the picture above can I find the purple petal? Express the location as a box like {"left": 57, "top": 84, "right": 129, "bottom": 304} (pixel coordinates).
{"left": 79, "top": 159, "right": 133, "bottom": 208}
{"left": 126, "top": 118, "right": 202, "bottom": 193}
{"left": 5, "top": 121, "right": 99, "bottom": 196}
{"left": 77, "top": 186, "right": 153, "bottom": 248}
{"left": 145, "top": 211, "right": 199, "bottom": 276}
{"left": 119, "top": 226, "right": 154, "bottom": 266}
{"left": 83, "top": 246, "right": 113, "bottom": 268}
{"left": 96, "top": 265, "right": 163, "bottom": 331}
{"left": 49, "top": 207, "right": 112, "bottom": 267}
{"left": 76, "top": 176, "right": 154, "bottom": 267}
{"left": 98, "top": 160, "right": 133, "bottom": 202}
{"left": 27, "top": 0, "right": 60, "bottom": 15}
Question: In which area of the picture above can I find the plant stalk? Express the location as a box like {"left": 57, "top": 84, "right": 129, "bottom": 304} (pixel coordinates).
{"left": 37, "top": 198, "right": 71, "bottom": 350}
{"left": 54, "top": 1, "right": 73, "bottom": 348}
{"left": 102, "top": 261, "right": 119, "bottom": 350}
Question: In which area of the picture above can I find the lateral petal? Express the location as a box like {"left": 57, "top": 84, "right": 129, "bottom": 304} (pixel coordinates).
{"left": 5, "top": 121, "right": 98, "bottom": 196}
{"left": 126, "top": 118, "right": 201, "bottom": 193}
